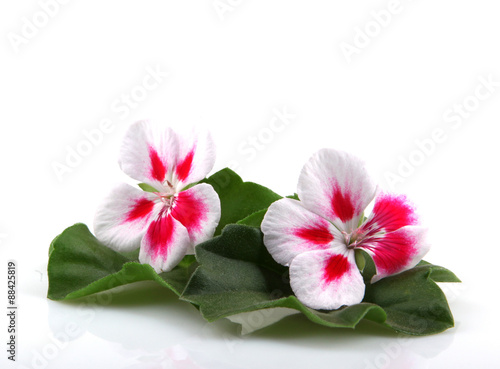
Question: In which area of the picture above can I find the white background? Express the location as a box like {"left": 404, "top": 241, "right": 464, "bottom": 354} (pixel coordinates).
{"left": 1, "top": 1, "right": 499, "bottom": 368}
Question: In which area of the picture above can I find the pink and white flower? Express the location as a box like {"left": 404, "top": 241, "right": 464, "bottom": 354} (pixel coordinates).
{"left": 94, "top": 121, "right": 221, "bottom": 273}
{"left": 261, "top": 149, "right": 430, "bottom": 310}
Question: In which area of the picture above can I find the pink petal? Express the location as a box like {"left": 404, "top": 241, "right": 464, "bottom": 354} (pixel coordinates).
{"left": 139, "top": 211, "right": 191, "bottom": 273}
{"left": 170, "top": 183, "right": 221, "bottom": 253}
{"left": 289, "top": 250, "right": 365, "bottom": 310}
{"left": 357, "top": 226, "right": 430, "bottom": 283}
{"left": 149, "top": 146, "right": 167, "bottom": 183}
{"left": 173, "top": 129, "right": 216, "bottom": 190}
{"left": 175, "top": 148, "right": 195, "bottom": 183}
{"left": 362, "top": 193, "right": 419, "bottom": 234}
{"left": 94, "top": 184, "right": 161, "bottom": 252}
{"left": 297, "top": 149, "right": 377, "bottom": 231}
{"left": 261, "top": 198, "right": 343, "bottom": 266}
{"left": 119, "top": 120, "right": 179, "bottom": 188}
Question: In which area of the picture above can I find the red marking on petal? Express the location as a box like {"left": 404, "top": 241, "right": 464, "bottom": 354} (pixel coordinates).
{"left": 370, "top": 194, "right": 418, "bottom": 232}
{"left": 176, "top": 149, "right": 195, "bottom": 182}
{"left": 149, "top": 146, "right": 167, "bottom": 182}
{"left": 171, "top": 190, "right": 206, "bottom": 233}
{"left": 144, "top": 212, "right": 175, "bottom": 262}
{"left": 126, "top": 198, "right": 155, "bottom": 222}
{"left": 331, "top": 184, "right": 355, "bottom": 223}
{"left": 362, "top": 230, "right": 417, "bottom": 276}
{"left": 323, "top": 254, "right": 350, "bottom": 284}
{"left": 294, "top": 224, "right": 334, "bottom": 246}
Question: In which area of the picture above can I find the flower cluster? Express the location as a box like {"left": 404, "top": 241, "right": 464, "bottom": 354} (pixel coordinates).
{"left": 261, "top": 149, "right": 429, "bottom": 309}
{"left": 94, "top": 122, "right": 430, "bottom": 310}
{"left": 94, "top": 121, "right": 221, "bottom": 273}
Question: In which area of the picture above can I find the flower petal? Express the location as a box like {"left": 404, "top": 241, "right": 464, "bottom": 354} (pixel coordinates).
{"left": 362, "top": 192, "right": 419, "bottom": 235}
{"left": 297, "top": 148, "right": 377, "bottom": 231}
{"left": 139, "top": 211, "right": 191, "bottom": 273}
{"left": 173, "top": 129, "right": 216, "bottom": 190}
{"left": 289, "top": 249, "right": 365, "bottom": 310}
{"left": 94, "top": 183, "right": 161, "bottom": 252}
{"left": 261, "top": 198, "right": 343, "bottom": 266}
{"left": 357, "top": 226, "right": 430, "bottom": 283}
{"left": 170, "top": 183, "right": 221, "bottom": 253}
{"left": 119, "top": 120, "right": 179, "bottom": 188}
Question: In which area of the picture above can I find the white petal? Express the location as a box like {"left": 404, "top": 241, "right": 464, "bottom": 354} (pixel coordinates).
{"left": 118, "top": 120, "right": 179, "bottom": 188}
{"left": 261, "top": 198, "right": 343, "bottom": 266}
{"left": 289, "top": 249, "right": 365, "bottom": 310}
{"left": 297, "top": 148, "right": 377, "bottom": 232}
{"left": 94, "top": 184, "right": 161, "bottom": 252}
{"left": 139, "top": 211, "right": 191, "bottom": 273}
{"left": 170, "top": 183, "right": 221, "bottom": 254}
{"left": 172, "top": 128, "right": 216, "bottom": 190}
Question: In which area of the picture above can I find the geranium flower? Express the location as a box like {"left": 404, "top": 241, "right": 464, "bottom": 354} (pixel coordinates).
{"left": 94, "top": 121, "right": 221, "bottom": 273}
{"left": 261, "top": 149, "right": 430, "bottom": 310}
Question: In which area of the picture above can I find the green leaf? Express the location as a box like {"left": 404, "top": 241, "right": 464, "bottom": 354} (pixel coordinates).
{"left": 355, "top": 250, "right": 366, "bottom": 271}
{"left": 236, "top": 193, "right": 302, "bottom": 228}
{"left": 120, "top": 248, "right": 140, "bottom": 261}
{"left": 138, "top": 183, "right": 157, "bottom": 192}
{"left": 360, "top": 254, "right": 459, "bottom": 334}
{"left": 236, "top": 209, "right": 268, "bottom": 228}
{"left": 202, "top": 168, "right": 282, "bottom": 235}
{"left": 47, "top": 223, "right": 196, "bottom": 300}
{"left": 363, "top": 263, "right": 459, "bottom": 335}
{"left": 181, "top": 225, "right": 386, "bottom": 328}
{"left": 181, "top": 224, "right": 459, "bottom": 335}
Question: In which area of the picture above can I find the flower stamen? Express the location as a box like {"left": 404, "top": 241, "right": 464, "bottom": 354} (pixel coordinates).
{"left": 343, "top": 229, "right": 367, "bottom": 249}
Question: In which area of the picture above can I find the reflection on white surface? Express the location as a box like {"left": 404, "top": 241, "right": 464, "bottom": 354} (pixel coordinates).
{"left": 11, "top": 271, "right": 466, "bottom": 369}
{"left": 226, "top": 308, "right": 300, "bottom": 335}
{"left": 9, "top": 256, "right": 491, "bottom": 369}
